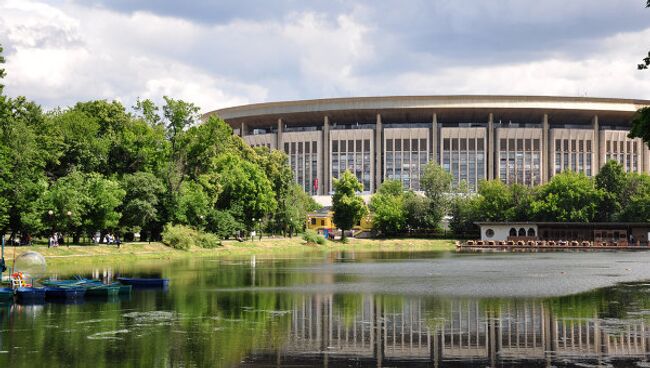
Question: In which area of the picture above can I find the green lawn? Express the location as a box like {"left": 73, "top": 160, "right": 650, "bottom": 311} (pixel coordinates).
{"left": 2, "top": 237, "right": 456, "bottom": 268}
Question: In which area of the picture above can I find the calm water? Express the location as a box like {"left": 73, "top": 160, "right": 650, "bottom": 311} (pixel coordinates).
{"left": 4, "top": 250, "right": 650, "bottom": 367}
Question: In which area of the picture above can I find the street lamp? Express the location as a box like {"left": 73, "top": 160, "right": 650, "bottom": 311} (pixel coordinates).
{"left": 289, "top": 217, "right": 293, "bottom": 238}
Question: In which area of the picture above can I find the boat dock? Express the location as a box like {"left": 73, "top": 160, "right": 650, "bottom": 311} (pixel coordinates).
{"left": 457, "top": 240, "right": 650, "bottom": 252}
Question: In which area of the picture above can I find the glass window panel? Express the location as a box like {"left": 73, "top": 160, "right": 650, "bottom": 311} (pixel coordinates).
{"left": 364, "top": 139, "right": 370, "bottom": 151}
{"left": 452, "top": 139, "right": 458, "bottom": 150}
{"left": 509, "top": 139, "right": 515, "bottom": 150}
{"left": 412, "top": 139, "right": 418, "bottom": 152}
{"left": 386, "top": 139, "right": 393, "bottom": 151}
{"left": 348, "top": 140, "right": 354, "bottom": 153}
{"left": 460, "top": 138, "right": 467, "bottom": 150}
{"left": 356, "top": 139, "right": 361, "bottom": 151}
{"left": 444, "top": 138, "right": 450, "bottom": 150}
{"left": 395, "top": 139, "right": 401, "bottom": 150}
{"left": 477, "top": 139, "right": 484, "bottom": 150}
{"left": 469, "top": 139, "right": 476, "bottom": 150}
{"left": 404, "top": 139, "right": 410, "bottom": 151}
{"left": 420, "top": 139, "right": 426, "bottom": 152}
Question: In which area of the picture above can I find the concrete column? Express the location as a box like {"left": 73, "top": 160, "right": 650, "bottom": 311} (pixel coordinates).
{"left": 323, "top": 116, "right": 330, "bottom": 195}
{"left": 277, "top": 118, "right": 283, "bottom": 151}
{"left": 240, "top": 121, "right": 247, "bottom": 137}
{"left": 542, "top": 114, "right": 550, "bottom": 183}
{"left": 592, "top": 115, "right": 600, "bottom": 175}
{"left": 644, "top": 145, "right": 650, "bottom": 174}
{"left": 431, "top": 113, "right": 438, "bottom": 164}
{"left": 487, "top": 113, "right": 495, "bottom": 180}
{"left": 375, "top": 113, "right": 383, "bottom": 192}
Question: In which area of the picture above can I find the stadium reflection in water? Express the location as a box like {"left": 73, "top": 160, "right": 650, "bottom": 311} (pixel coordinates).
{"left": 247, "top": 292, "right": 650, "bottom": 367}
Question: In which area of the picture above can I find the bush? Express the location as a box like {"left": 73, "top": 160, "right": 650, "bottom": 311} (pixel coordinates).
{"left": 161, "top": 224, "right": 222, "bottom": 250}
{"left": 302, "top": 229, "right": 327, "bottom": 245}
{"left": 161, "top": 224, "right": 196, "bottom": 250}
{"left": 197, "top": 232, "right": 221, "bottom": 249}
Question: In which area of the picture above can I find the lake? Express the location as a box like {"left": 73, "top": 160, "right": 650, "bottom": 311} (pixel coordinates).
{"left": 3, "top": 249, "right": 650, "bottom": 367}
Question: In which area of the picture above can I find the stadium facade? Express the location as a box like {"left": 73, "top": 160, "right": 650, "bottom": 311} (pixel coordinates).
{"left": 206, "top": 96, "right": 650, "bottom": 195}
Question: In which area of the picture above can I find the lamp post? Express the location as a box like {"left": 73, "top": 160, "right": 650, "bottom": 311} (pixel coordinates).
{"left": 289, "top": 217, "right": 293, "bottom": 238}
{"left": 258, "top": 218, "right": 262, "bottom": 241}
{"left": 1, "top": 233, "right": 6, "bottom": 282}
{"left": 48, "top": 210, "right": 54, "bottom": 248}
{"left": 251, "top": 218, "right": 255, "bottom": 241}
{"left": 66, "top": 211, "right": 72, "bottom": 246}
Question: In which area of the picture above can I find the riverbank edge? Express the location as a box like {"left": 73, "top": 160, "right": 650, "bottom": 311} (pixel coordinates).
{"left": 2, "top": 238, "right": 456, "bottom": 267}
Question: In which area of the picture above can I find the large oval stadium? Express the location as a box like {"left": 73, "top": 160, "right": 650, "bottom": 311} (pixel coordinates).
{"left": 206, "top": 95, "right": 650, "bottom": 196}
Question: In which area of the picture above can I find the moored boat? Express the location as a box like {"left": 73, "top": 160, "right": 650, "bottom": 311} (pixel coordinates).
{"left": 15, "top": 287, "right": 46, "bottom": 300}
{"left": 84, "top": 285, "right": 120, "bottom": 297}
{"left": 0, "top": 287, "right": 13, "bottom": 301}
{"left": 44, "top": 287, "right": 86, "bottom": 299}
{"left": 117, "top": 277, "right": 169, "bottom": 288}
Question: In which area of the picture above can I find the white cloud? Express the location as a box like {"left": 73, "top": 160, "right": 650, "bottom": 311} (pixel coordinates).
{"left": 0, "top": 0, "right": 648, "bottom": 114}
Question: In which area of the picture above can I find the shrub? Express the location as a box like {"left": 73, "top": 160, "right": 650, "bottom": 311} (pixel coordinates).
{"left": 161, "top": 224, "right": 196, "bottom": 250}
{"left": 161, "top": 224, "right": 222, "bottom": 250}
{"left": 302, "top": 229, "right": 327, "bottom": 245}
{"left": 197, "top": 232, "right": 221, "bottom": 249}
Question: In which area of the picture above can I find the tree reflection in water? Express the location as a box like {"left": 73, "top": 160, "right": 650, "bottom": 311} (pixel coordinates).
{"left": 1, "top": 257, "right": 650, "bottom": 367}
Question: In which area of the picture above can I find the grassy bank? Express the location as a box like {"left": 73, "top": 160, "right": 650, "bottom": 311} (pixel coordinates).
{"left": 2, "top": 237, "right": 456, "bottom": 267}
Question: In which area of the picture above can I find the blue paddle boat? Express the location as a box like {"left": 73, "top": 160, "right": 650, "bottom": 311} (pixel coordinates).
{"left": 117, "top": 277, "right": 169, "bottom": 288}
{"left": 0, "top": 287, "right": 13, "bottom": 301}
{"left": 15, "top": 287, "right": 46, "bottom": 301}
{"left": 44, "top": 287, "right": 86, "bottom": 299}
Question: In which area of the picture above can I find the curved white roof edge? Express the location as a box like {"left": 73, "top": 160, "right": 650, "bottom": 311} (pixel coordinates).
{"left": 208, "top": 95, "right": 650, "bottom": 120}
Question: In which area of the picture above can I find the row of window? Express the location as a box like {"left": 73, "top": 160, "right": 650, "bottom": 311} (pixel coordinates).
{"left": 384, "top": 138, "right": 428, "bottom": 190}
{"left": 441, "top": 138, "right": 486, "bottom": 191}
{"left": 284, "top": 141, "right": 319, "bottom": 195}
{"left": 331, "top": 139, "right": 372, "bottom": 192}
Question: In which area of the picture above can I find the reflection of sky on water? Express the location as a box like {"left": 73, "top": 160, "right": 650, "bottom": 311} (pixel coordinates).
{"left": 2, "top": 251, "right": 650, "bottom": 367}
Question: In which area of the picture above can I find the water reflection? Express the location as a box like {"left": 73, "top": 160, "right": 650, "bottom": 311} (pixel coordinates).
{"left": 245, "top": 293, "right": 650, "bottom": 367}
{"left": 2, "top": 254, "right": 650, "bottom": 367}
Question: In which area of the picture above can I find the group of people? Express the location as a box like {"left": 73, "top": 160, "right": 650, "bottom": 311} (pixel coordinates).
{"left": 47, "top": 233, "right": 63, "bottom": 248}
{"left": 93, "top": 232, "right": 122, "bottom": 247}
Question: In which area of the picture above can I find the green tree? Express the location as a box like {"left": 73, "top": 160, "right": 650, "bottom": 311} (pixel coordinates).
{"left": 595, "top": 160, "right": 626, "bottom": 221}
{"left": 448, "top": 192, "right": 480, "bottom": 236}
{"left": 175, "top": 180, "right": 212, "bottom": 228}
{"left": 403, "top": 191, "right": 434, "bottom": 231}
{"left": 420, "top": 162, "right": 452, "bottom": 229}
{"left": 509, "top": 183, "right": 535, "bottom": 221}
{"left": 475, "top": 180, "right": 512, "bottom": 221}
{"left": 618, "top": 173, "right": 650, "bottom": 222}
{"left": 213, "top": 153, "right": 277, "bottom": 228}
{"left": 629, "top": 107, "right": 650, "bottom": 150}
{"left": 369, "top": 180, "right": 405, "bottom": 236}
{"left": 531, "top": 171, "right": 604, "bottom": 222}
{"left": 332, "top": 170, "right": 368, "bottom": 241}
{"left": 119, "top": 172, "right": 166, "bottom": 237}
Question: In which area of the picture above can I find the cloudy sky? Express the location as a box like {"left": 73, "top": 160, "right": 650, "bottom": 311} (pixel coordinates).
{"left": 0, "top": 0, "right": 649, "bottom": 112}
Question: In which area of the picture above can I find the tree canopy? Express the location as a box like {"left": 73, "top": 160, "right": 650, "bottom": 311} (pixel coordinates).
{"left": 332, "top": 171, "right": 368, "bottom": 241}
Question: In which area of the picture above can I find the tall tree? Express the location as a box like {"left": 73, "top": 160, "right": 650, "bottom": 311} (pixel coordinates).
{"left": 370, "top": 180, "right": 406, "bottom": 236}
{"left": 332, "top": 170, "right": 368, "bottom": 241}
{"left": 531, "top": 172, "right": 603, "bottom": 222}
{"left": 629, "top": 107, "right": 650, "bottom": 150}
{"left": 419, "top": 162, "right": 452, "bottom": 229}
{"left": 595, "top": 160, "right": 626, "bottom": 221}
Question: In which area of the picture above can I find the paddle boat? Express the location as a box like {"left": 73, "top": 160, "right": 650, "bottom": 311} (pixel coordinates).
{"left": 84, "top": 285, "right": 121, "bottom": 297}
{"left": 15, "top": 287, "right": 46, "bottom": 301}
{"left": 44, "top": 287, "right": 86, "bottom": 299}
{"left": 117, "top": 277, "right": 169, "bottom": 288}
{"left": 0, "top": 287, "right": 13, "bottom": 301}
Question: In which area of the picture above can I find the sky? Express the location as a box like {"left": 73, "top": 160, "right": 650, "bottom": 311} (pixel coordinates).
{"left": 0, "top": 0, "right": 649, "bottom": 113}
